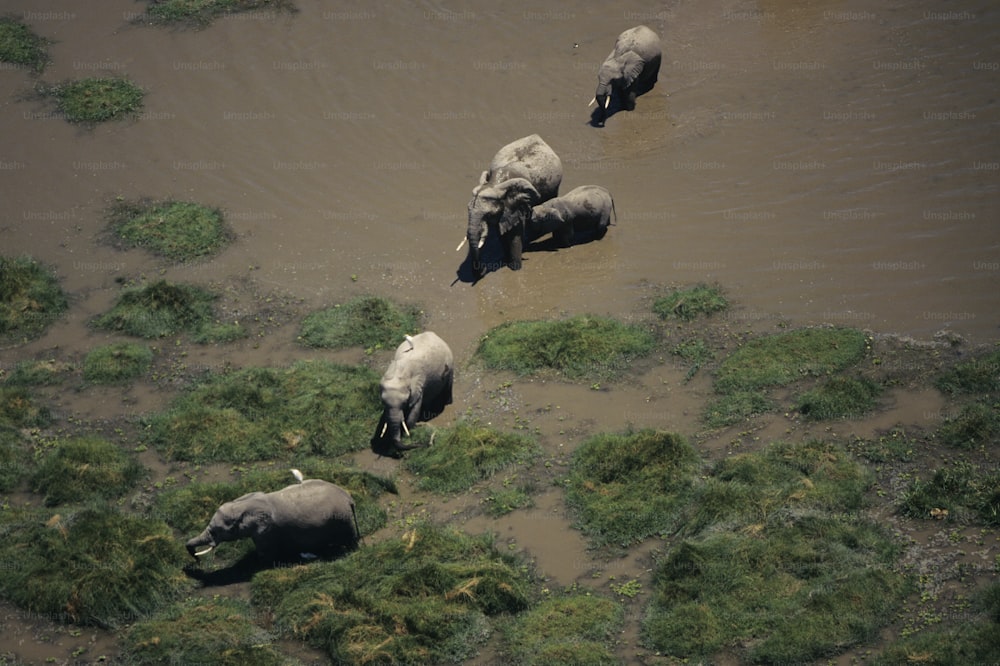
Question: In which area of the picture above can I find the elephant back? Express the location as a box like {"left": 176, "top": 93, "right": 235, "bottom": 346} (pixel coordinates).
{"left": 272, "top": 480, "right": 353, "bottom": 523}
{"left": 487, "top": 134, "right": 562, "bottom": 202}
{"left": 615, "top": 25, "right": 661, "bottom": 62}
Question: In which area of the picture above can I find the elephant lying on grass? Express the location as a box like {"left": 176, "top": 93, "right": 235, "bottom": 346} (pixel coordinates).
{"left": 529, "top": 185, "right": 616, "bottom": 248}
{"left": 186, "top": 471, "right": 359, "bottom": 563}
{"left": 591, "top": 25, "right": 662, "bottom": 126}
{"left": 371, "top": 331, "right": 454, "bottom": 458}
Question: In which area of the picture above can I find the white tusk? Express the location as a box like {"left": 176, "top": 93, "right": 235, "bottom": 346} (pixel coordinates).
{"left": 477, "top": 238, "right": 485, "bottom": 249}
{"left": 402, "top": 421, "right": 411, "bottom": 437}
{"left": 456, "top": 237, "right": 467, "bottom": 252}
{"left": 588, "top": 97, "right": 596, "bottom": 108}
{"left": 604, "top": 97, "right": 611, "bottom": 109}
{"left": 194, "top": 546, "right": 214, "bottom": 557}
{"left": 380, "top": 422, "right": 388, "bottom": 437}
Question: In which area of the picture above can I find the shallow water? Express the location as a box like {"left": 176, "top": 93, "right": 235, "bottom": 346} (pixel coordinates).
{"left": 1, "top": 0, "right": 998, "bottom": 662}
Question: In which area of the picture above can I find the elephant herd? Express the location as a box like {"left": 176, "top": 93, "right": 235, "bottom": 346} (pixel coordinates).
{"left": 185, "top": 25, "right": 662, "bottom": 566}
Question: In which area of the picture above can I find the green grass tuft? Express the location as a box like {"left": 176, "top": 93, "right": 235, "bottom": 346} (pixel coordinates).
{"left": 108, "top": 198, "right": 232, "bottom": 262}
{"left": 702, "top": 390, "right": 775, "bottom": 428}
{"left": 714, "top": 327, "right": 868, "bottom": 393}
{"left": 796, "top": 375, "right": 882, "bottom": 420}
{"left": 0, "top": 425, "right": 27, "bottom": 492}
{"left": 935, "top": 349, "right": 1000, "bottom": 395}
{"left": 653, "top": 283, "right": 729, "bottom": 321}
{"left": 0, "top": 16, "right": 49, "bottom": 71}
{"left": 475, "top": 315, "right": 656, "bottom": 381}
{"left": 83, "top": 342, "right": 153, "bottom": 383}
{"left": 31, "top": 436, "right": 146, "bottom": 506}
{"left": 0, "top": 505, "right": 191, "bottom": 628}
{"left": 565, "top": 429, "right": 700, "bottom": 547}
{"left": 402, "top": 420, "right": 541, "bottom": 494}
{"left": 0, "top": 385, "right": 51, "bottom": 428}
{"left": 252, "top": 521, "right": 533, "bottom": 665}
{"left": 299, "top": 295, "right": 422, "bottom": 352}
{"left": 0, "top": 255, "right": 68, "bottom": 343}
{"left": 144, "top": 360, "right": 381, "bottom": 462}
{"left": 47, "top": 76, "right": 144, "bottom": 123}
{"left": 935, "top": 400, "right": 1000, "bottom": 449}
{"left": 123, "top": 596, "right": 284, "bottom": 666}
{"left": 2, "top": 358, "right": 73, "bottom": 386}
{"left": 144, "top": 0, "right": 297, "bottom": 27}
{"left": 900, "top": 460, "right": 1000, "bottom": 525}
{"left": 91, "top": 279, "right": 243, "bottom": 341}
{"left": 503, "top": 594, "right": 624, "bottom": 666}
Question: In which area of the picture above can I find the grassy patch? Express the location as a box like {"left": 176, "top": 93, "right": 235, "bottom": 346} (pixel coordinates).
{"left": 144, "top": 0, "right": 297, "bottom": 26}
{"left": 0, "top": 16, "right": 48, "bottom": 72}
{"left": 503, "top": 593, "right": 624, "bottom": 666}
{"left": 143, "top": 360, "right": 381, "bottom": 462}
{"left": 935, "top": 349, "right": 1000, "bottom": 395}
{"left": 935, "top": 399, "right": 1000, "bottom": 449}
{"left": 0, "top": 425, "right": 27, "bottom": 492}
{"left": 0, "top": 255, "right": 68, "bottom": 343}
{"left": 643, "top": 515, "right": 910, "bottom": 663}
{"left": 795, "top": 375, "right": 882, "bottom": 420}
{"left": 565, "top": 429, "right": 700, "bottom": 548}
{"left": 714, "top": 327, "right": 868, "bottom": 393}
{"left": 31, "top": 436, "right": 146, "bottom": 506}
{"left": 2, "top": 358, "right": 73, "bottom": 386}
{"left": 252, "top": 521, "right": 534, "bottom": 665}
{"left": 482, "top": 483, "right": 536, "bottom": 517}
{"left": 900, "top": 460, "right": 1000, "bottom": 526}
{"left": 298, "top": 295, "right": 422, "bottom": 352}
{"left": 83, "top": 342, "right": 153, "bottom": 383}
{"left": 475, "top": 315, "right": 656, "bottom": 381}
{"left": 0, "top": 385, "right": 51, "bottom": 428}
{"left": 653, "top": 283, "right": 729, "bottom": 321}
{"left": 702, "top": 390, "right": 775, "bottom": 428}
{"left": 91, "top": 279, "right": 244, "bottom": 341}
{"left": 108, "top": 198, "right": 231, "bottom": 262}
{"left": 0, "top": 505, "right": 191, "bottom": 628}
{"left": 123, "top": 596, "right": 283, "bottom": 666}
{"left": 46, "top": 76, "right": 144, "bottom": 123}
{"left": 402, "top": 421, "right": 541, "bottom": 494}
{"left": 848, "top": 426, "right": 917, "bottom": 464}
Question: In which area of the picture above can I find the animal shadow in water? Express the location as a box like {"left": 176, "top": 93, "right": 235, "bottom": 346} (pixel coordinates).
{"left": 524, "top": 228, "right": 608, "bottom": 254}
{"left": 183, "top": 544, "right": 357, "bottom": 587}
{"left": 588, "top": 78, "right": 658, "bottom": 127}
{"left": 454, "top": 233, "right": 521, "bottom": 284}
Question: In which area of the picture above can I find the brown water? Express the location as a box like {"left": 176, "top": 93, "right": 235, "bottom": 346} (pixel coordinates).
{"left": 1, "top": 0, "right": 998, "bottom": 663}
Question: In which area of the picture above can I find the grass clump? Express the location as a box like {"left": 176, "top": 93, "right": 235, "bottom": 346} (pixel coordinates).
{"left": 144, "top": 0, "right": 297, "bottom": 27}
{"left": 935, "top": 349, "right": 1000, "bottom": 395}
{"left": 47, "top": 76, "right": 144, "bottom": 123}
{"left": 2, "top": 358, "right": 73, "bottom": 386}
{"left": 900, "top": 461, "right": 1000, "bottom": 526}
{"left": 796, "top": 375, "right": 882, "bottom": 420}
{"left": 565, "top": 429, "right": 700, "bottom": 548}
{"left": 0, "top": 506, "right": 191, "bottom": 628}
{"left": 653, "top": 283, "right": 728, "bottom": 321}
{"left": 299, "top": 295, "right": 422, "bottom": 352}
{"left": 92, "top": 279, "right": 243, "bottom": 341}
{"left": 83, "top": 342, "right": 153, "bottom": 383}
{"left": 714, "top": 326, "right": 868, "bottom": 393}
{"left": 0, "top": 16, "right": 48, "bottom": 72}
{"left": 0, "top": 385, "right": 51, "bottom": 428}
{"left": 0, "top": 425, "right": 27, "bottom": 492}
{"left": 0, "top": 255, "right": 68, "bottom": 343}
{"left": 123, "top": 596, "right": 283, "bottom": 666}
{"left": 108, "top": 198, "right": 231, "bottom": 262}
{"left": 402, "top": 420, "right": 541, "bottom": 494}
{"left": 503, "top": 593, "right": 624, "bottom": 666}
{"left": 144, "top": 360, "right": 381, "bottom": 462}
{"left": 643, "top": 515, "right": 910, "bottom": 663}
{"left": 31, "top": 436, "right": 146, "bottom": 506}
{"left": 703, "top": 390, "right": 774, "bottom": 428}
{"left": 252, "top": 521, "right": 533, "bottom": 665}
{"left": 935, "top": 399, "right": 1000, "bottom": 449}
{"left": 476, "top": 315, "right": 656, "bottom": 381}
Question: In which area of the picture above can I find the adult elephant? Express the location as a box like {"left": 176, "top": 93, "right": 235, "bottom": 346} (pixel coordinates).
{"left": 186, "top": 473, "right": 359, "bottom": 564}
{"left": 463, "top": 134, "right": 562, "bottom": 276}
{"left": 370, "top": 331, "right": 454, "bottom": 458}
{"left": 591, "top": 25, "right": 662, "bottom": 126}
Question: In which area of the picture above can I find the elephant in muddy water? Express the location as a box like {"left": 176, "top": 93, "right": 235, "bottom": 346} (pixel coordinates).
{"left": 186, "top": 473, "right": 359, "bottom": 564}
{"left": 370, "top": 331, "right": 454, "bottom": 458}
{"left": 591, "top": 25, "right": 662, "bottom": 126}
{"left": 462, "top": 134, "right": 563, "bottom": 277}
{"left": 528, "top": 185, "right": 617, "bottom": 248}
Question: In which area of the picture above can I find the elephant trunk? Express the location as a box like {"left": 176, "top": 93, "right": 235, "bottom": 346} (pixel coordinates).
{"left": 186, "top": 527, "right": 216, "bottom": 558}
{"left": 466, "top": 212, "right": 487, "bottom": 275}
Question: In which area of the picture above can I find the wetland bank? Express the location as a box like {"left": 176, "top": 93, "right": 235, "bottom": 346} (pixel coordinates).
{"left": 1, "top": 0, "right": 999, "bottom": 664}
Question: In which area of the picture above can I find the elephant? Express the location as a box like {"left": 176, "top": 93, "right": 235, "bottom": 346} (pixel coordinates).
{"left": 462, "top": 134, "right": 563, "bottom": 276}
{"left": 370, "top": 331, "right": 454, "bottom": 458}
{"left": 528, "top": 185, "right": 617, "bottom": 248}
{"left": 186, "top": 472, "right": 359, "bottom": 563}
{"left": 591, "top": 25, "right": 662, "bottom": 126}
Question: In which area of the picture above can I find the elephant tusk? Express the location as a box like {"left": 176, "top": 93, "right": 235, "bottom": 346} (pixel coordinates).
{"left": 380, "top": 423, "right": 388, "bottom": 437}
{"left": 402, "top": 421, "right": 411, "bottom": 437}
{"left": 456, "top": 237, "right": 467, "bottom": 252}
{"left": 588, "top": 97, "right": 596, "bottom": 108}
{"left": 477, "top": 238, "right": 485, "bottom": 249}
{"left": 604, "top": 96, "right": 611, "bottom": 109}
{"left": 194, "top": 545, "right": 214, "bottom": 557}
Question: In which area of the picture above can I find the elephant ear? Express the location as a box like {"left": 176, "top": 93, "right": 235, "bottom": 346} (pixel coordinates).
{"left": 621, "top": 52, "right": 645, "bottom": 87}
{"left": 498, "top": 178, "right": 541, "bottom": 207}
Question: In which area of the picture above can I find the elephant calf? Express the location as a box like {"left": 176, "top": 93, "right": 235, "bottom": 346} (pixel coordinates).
{"left": 371, "top": 331, "right": 454, "bottom": 458}
{"left": 529, "top": 185, "right": 616, "bottom": 248}
{"left": 186, "top": 474, "right": 359, "bottom": 564}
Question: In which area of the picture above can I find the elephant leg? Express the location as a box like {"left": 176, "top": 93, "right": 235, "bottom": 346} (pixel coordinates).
{"left": 505, "top": 232, "right": 523, "bottom": 270}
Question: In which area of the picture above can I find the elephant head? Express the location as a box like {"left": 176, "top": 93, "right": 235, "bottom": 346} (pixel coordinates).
{"left": 185, "top": 493, "right": 269, "bottom": 558}
{"left": 370, "top": 377, "right": 419, "bottom": 457}
{"left": 594, "top": 51, "right": 646, "bottom": 121}
{"left": 466, "top": 177, "right": 541, "bottom": 275}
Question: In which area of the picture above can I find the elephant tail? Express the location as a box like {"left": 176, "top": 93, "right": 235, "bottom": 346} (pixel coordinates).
{"left": 351, "top": 502, "right": 364, "bottom": 546}
{"left": 610, "top": 195, "right": 618, "bottom": 226}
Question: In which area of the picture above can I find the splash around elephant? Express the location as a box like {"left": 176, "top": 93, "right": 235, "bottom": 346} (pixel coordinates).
{"left": 591, "top": 25, "right": 662, "bottom": 126}
{"left": 185, "top": 473, "right": 359, "bottom": 564}
{"left": 461, "top": 134, "right": 563, "bottom": 278}
{"left": 528, "top": 185, "right": 617, "bottom": 248}
{"left": 370, "top": 331, "right": 454, "bottom": 458}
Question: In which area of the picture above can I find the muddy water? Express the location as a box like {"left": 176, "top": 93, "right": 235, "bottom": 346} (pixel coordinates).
{"left": 1, "top": 0, "right": 998, "bottom": 663}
